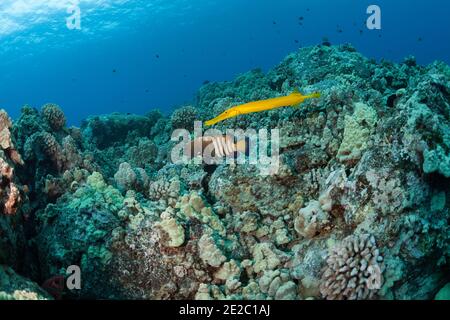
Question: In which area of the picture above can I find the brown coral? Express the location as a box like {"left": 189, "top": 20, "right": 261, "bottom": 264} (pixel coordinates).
{"left": 0, "top": 110, "right": 23, "bottom": 215}
{"left": 148, "top": 177, "right": 180, "bottom": 206}
{"left": 1, "top": 156, "right": 22, "bottom": 214}
{"left": 320, "top": 233, "right": 384, "bottom": 300}
{"left": 4, "top": 183, "right": 20, "bottom": 215}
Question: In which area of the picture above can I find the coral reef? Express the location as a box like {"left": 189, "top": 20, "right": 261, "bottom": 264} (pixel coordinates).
{"left": 1, "top": 45, "right": 449, "bottom": 300}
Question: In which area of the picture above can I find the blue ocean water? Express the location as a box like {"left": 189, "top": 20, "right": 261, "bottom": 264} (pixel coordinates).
{"left": 0, "top": 0, "right": 448, "bottom": 125}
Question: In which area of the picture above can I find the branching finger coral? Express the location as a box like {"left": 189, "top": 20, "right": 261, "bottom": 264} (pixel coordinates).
{"left": 320, "top": 234, "right": 384, "bottom": 300}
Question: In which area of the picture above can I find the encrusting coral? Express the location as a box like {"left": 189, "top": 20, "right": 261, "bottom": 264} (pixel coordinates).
{"left": 0, "top": 44, "right": 448, "bottom": 300}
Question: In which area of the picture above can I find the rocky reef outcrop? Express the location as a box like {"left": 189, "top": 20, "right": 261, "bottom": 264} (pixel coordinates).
{"left": 1, "top": 45, "right": 449, "bottom": 300}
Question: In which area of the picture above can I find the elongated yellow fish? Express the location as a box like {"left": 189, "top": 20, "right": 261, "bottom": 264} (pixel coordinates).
{"left": 184, "top": 135, "right": 248, "bottom": 164}
{"left": 204, "top": 89, "right": 321, "bottom": 126}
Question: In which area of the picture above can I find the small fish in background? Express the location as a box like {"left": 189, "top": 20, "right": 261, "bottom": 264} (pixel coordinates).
{"left": 204, "top": 89, "right": 321, "bottom": 126}
{"left": 359, "top": 29, "right": 364, "bottom": 35}
{"left": 112, "top": 69, "right": 116, "bottom": 73}
{"left": 42, "top": 275, "right": 65, "bottom": 300}
{"left": 273, "top": 21, "right": 277, "bottom": 25}
{"left": 183, "top": 135, "right": 249, "bottom": 164}
{"left": 155, "top": 54, "right": 160, "bottom": 59}
{"left": 322, "top": 37, "right": 331, "bottom": 46}
{"left": 418, "top": 37, "right": 423, "bottom": 42}
{"left": 294, "top": 39, "right": 300, "bottom": 44}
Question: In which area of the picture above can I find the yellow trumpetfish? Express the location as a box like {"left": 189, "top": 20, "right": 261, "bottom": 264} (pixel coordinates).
{"left": 204, "top": 89, "right": 321, "bottom": 126}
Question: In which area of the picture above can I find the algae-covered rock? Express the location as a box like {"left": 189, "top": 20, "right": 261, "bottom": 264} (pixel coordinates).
{"left": 0, "top": 265, "right": 52, "bottom": 300}
{"left": 1, "top": 45, "right": 448, "bottom": 300}
{"left": 156, "top": 216, "right": 185, "bottom": 247}
{"left": 435, "top": 283, "right": 450, "bottom": 300}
